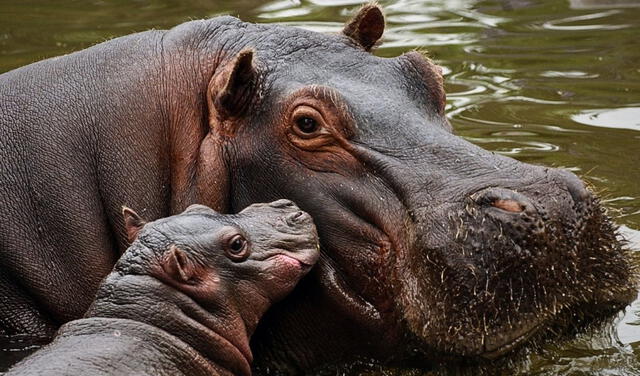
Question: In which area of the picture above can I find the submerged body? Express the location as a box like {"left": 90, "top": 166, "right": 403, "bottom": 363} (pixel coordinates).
{"left": 0, "top": 4, "right": 635, "bottom": 372}
{"left": 5, "top": 201, "right": 319, "bottom": 375}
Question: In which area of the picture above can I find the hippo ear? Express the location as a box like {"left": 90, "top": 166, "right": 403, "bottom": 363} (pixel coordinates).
{"left": 342, "top": 4, "right": 385, "bottom": 51}
{"left": 163, "top": 245, "right": 195, "bottom": 283}
{"left": 122, "top": 207, "right": 146, "bottom": 243}
{"left": 159, "top": 245, "right": 220, "bottom": 300}
{"left": 208, "top": 49, "right": 259, "bottom": 124}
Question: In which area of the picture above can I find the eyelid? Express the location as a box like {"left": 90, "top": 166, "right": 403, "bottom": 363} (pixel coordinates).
{"left": 292, "top": 105, "right": 326, "bottom": 123}
{"left": 291, "top": 105, "right": 332, "bottom": 138}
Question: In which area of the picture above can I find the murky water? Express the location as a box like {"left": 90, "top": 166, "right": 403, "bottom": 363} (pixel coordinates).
{"left": 1, "top": 0, "right": 639, "bottom": 374}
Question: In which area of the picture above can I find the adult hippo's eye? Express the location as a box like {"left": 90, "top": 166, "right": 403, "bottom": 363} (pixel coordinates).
{"left": 296, "top": 117, "right": 318, "bottom": 134}
{"left": 225, "top": 234, "right": 250, "bottom": 262}
{"left": 290, "top": 106, "right": 331, "bottom": 140}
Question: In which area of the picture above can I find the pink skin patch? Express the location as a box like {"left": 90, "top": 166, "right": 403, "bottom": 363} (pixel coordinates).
{"left": 492, "top": 199, "right": 524, "bottom": 213}
{"left": 272, "top": 254, "right": 304, "bottom": 269}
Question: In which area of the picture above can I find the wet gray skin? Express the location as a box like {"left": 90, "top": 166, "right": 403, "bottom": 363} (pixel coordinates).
{"left": 4, "top": 200, "right": 319, "bottom": 376}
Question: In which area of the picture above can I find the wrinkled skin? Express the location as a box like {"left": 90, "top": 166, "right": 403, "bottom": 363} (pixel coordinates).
{"left": 5, "top": 201, "right": 319, "bottom": 376}
{"left": 0, "top": 4, "right": 635, "bottom": 373}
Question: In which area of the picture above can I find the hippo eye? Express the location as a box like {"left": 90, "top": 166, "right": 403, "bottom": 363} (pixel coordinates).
{"left": 225, "top": 234, "right": 250, "bottom": 261}
{"left": 290, "top": 106, "right": 331, "bottom": 142}
{"left": 295, "top": 117, "right": 319, "bottom": 134}
{"left": 230, "top": 236, "right": 245, "bottom": 252}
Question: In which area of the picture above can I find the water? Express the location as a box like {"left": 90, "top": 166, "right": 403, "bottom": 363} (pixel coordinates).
{"left": 1, "top": 0, "right": 639, "bottom": 374}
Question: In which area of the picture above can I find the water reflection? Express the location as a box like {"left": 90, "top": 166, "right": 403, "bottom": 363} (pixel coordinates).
{"left": 569, "top": 0, "right": 640, "bottom": 9}
{"left": 572, "top": 107, "right": 640, "bottom": 131}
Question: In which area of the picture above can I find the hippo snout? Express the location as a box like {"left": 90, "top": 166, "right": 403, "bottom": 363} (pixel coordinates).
{"left": 401, "top": 164, "right": 635, "bottom": 358}
{"left": 236, "top": 200, "right": 318, "bottom": 262}
{"left": 240, "top": 199, "right": 302, "bottom": 214}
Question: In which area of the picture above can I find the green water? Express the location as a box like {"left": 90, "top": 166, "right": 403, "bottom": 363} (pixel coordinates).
{"left": 1, "top": 0, "right": 639, "bottom": 374}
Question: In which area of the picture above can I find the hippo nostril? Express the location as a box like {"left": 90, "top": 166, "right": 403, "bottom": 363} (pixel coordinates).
{"left": 286, "top": 211, "right": 308, "bottom": 225}
{"left": 473, "top": 187, "right": 534, "bottom": 215}
{"left": 492, "top": 199, "right": 525, "bottom": 213}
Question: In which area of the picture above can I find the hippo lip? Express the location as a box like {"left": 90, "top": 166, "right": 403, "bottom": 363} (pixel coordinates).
{"left": 478, "top": 287, "right": 635, "bottom": 359}
{"left": 264, "top": 250, "right": 319, "bottom": 267}
{"left": 479, "top": 319, "right": 543, "bottom": 359}
{"left": 275, "top": 254, "right": 309, "bottom": 267}
{"left": 448, "top": 282, "right": 636, "bottom": 359}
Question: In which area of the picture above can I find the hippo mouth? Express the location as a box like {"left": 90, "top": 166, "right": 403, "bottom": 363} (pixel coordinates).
{"left": 398, "top": 254, "right": 636, "bottom": 363}
{"left": 479, "top": 288, "right": 635, "bottom": 360}
{"left": 263, "top": 250, "right": 319, "bottom": 269}
{"left": 270, "top": 254, "right": 314, "bottom": 268}
{"left": 480, "top": 320, "right": 542, "bottom": 359}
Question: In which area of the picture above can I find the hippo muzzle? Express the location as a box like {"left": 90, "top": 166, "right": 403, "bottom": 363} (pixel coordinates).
{"left": 382, "top": 136, "right": 637, "bottom": 359}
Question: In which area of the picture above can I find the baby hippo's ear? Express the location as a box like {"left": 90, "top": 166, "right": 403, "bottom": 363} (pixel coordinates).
{"left": 122, "top": 207, "right": 146, "bottom": 243}
{"left": 163, "top": 245, "right": 195, "bottom": 283}
{"left": 159, "top": 246, "right": 220, "bottom": 300}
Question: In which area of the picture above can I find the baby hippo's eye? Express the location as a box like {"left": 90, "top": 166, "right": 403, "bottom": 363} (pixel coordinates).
{"left": 225, "top": 234, "right": 250, "bottom": 262}
{"left": 230, "top": 236, "right": 245, "bottom": 252}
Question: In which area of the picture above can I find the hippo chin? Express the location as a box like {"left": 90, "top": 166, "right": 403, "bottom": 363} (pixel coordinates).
{"left": 5, "top": 201, "right": 319, "bottom": 376}
{"left": 0, "top": 2, "right": 635, "bottom": 372}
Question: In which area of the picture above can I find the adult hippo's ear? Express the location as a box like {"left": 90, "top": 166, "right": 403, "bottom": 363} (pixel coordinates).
{"left": 207, "top": 49, "right": 259, "bottom": 128}
{"left": 122, "top": 206, "right": 146, "bottom": 243}
{"left": 342, "top": 4, "right": 385, "bottom": 51}
{"left": 197, "top": 50, "right": 260, "bottom": 214}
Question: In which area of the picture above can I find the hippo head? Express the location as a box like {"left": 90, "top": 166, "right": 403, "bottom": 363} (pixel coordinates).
{"left": 117, "top": 201, "right": 319, "bottom": 333}
{"left": 192, "top": 4, "right": 637, "bottom": 367}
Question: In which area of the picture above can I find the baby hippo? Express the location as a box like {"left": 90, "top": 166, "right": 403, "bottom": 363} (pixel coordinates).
{"left": 5, "top": 200, "right": 319, "bottom": 376}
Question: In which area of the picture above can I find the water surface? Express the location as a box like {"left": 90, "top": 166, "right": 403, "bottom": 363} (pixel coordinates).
{"left": 1, "top": 0, "right": 639, "bottom": 374}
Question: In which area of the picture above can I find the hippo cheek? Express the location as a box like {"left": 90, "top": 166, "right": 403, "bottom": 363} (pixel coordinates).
{"left": 257, "top": 255, "right": 319, "bottom": 301}
{"left": 229, "top": 146, "right": 406, "bottom": 308}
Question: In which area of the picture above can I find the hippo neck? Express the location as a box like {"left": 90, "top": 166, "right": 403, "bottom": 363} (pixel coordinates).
{"left": 86, "top": 274, "right": 253, "bottom": 376}
{"left": 159, "top": 21, "right": 234, "bottom": 213}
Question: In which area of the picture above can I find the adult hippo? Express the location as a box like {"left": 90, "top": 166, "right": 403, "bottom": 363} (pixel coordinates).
{"left": 0, "top": 3, "right": 635, "bottom": 373}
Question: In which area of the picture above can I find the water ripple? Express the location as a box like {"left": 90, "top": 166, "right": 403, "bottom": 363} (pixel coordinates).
{"left": 541, "top": 9, "right": 630, "bottom": 31}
